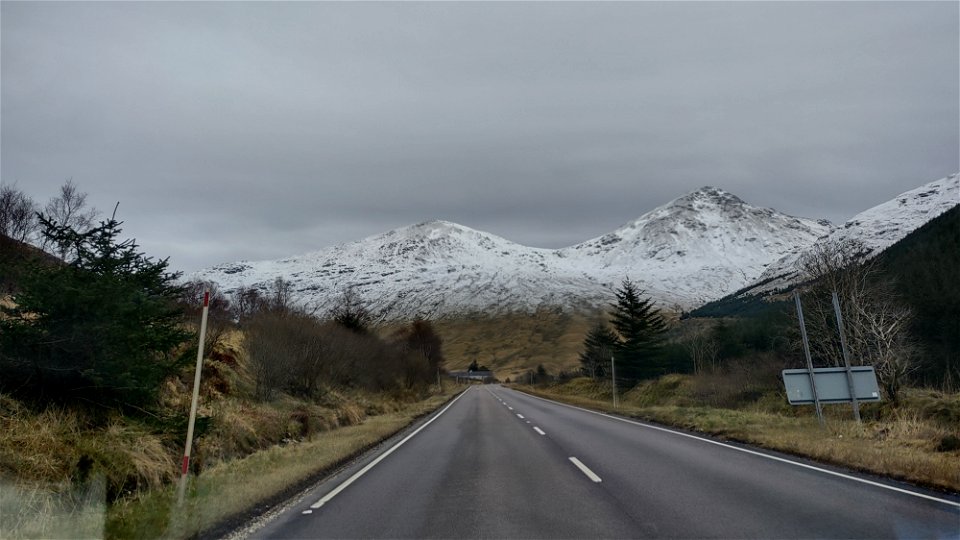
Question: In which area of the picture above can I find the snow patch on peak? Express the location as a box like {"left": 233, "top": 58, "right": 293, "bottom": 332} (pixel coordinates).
{"left": 679, "top": 186, "right": 745, "bottom": 205}
{"left": 191, "top": 174, "right": 955, "bottom": 320}
{"left": 748, "top": 172, "right": 959, "bottom": 293}
{"left": 559, "top": 187, "right": 830, "bottom": 306}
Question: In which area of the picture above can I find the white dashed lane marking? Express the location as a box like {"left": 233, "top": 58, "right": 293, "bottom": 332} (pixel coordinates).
{"left": 569, "top": 457, "right": 602, "bottom": 483}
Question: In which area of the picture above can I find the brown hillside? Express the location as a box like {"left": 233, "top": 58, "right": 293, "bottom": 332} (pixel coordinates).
{"left": 386, "top": 309, "right": 608, "bottom": 380}
{"left": 0, "top": 234, "right": 59, "bottom": 294}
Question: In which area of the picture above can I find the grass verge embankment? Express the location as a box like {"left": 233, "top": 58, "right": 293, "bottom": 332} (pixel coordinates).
{"left": 1, "top": 386, "right": 460, "bottom": 540}
{"left": 515, "top": 376, "right": 960, "bottom": 494}
{"left": 106, "top": 387, "right": 460, "bottom": 539}
{"left": 0, "top": 326, "right": 463, "bottom": 540}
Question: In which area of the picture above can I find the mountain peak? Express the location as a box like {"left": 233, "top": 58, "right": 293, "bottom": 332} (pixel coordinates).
{"left": 676, "top": 186, "right": 745, "bottom": 206}
{"left": 190, "top": 173, "right": 952, "bottom": 320}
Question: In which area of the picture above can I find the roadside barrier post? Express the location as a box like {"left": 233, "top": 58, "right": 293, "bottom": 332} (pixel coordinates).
{"left": 178, "top": 291, "right": 210, "bottom": 505}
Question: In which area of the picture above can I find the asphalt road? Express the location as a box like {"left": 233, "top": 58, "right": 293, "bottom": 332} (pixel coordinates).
{"left": 252, "top": 385, "right": 959, "bottom": 539}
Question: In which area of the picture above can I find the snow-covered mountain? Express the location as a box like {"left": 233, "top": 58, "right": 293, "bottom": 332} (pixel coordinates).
{"left": 742, "top": 172, "right": 960, "bottom": 295}
{"left": 204, "top": 220, "right": 603, "bottom": 318}
{"left": 560, "top": 187, "right": 831, "bottom": 306}
{"left": 191, "top": 186, "right": 834, "bottom": 319}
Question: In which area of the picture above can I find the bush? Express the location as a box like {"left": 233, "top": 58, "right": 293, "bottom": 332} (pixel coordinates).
{"left": 245, "top": 309, "right": 445, "bottom": 400}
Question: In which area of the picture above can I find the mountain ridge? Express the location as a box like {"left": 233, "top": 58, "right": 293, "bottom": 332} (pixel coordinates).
{"left": 191, "top": 175, "right": 957, "bottom": 320}
{"left": 738, "top": 172, "right": 960, "bottom": 296}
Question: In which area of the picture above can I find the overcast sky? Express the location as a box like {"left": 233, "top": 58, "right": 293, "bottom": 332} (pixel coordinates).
{"left": 2, "top": 2, "right": 957, "bottom": 274}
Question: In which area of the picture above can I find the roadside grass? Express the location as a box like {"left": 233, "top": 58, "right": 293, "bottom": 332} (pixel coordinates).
{"left": 519, "top": 378, "right": 960, "bottom": 493}
{"left": 0, "top": 326, "right": 463, "bottom": 540}
{"left": 0, "top": 386, "right": 458, "bottom": 540}
{"left": 104, "top": 388, "right": 459, "bottom": 539}
{"left": 0, "top": 479, "right": 106, "bottom": 539}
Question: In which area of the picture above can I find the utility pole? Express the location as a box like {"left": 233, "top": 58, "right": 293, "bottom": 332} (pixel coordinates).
{"left": 832, "top": 291, "right": 861, "bottom": 424}
{"left": 178, "top": 290, "right": 210, "bottom": 504}
{"left": 794, "top": 292, "right": 824, "bottom": 427}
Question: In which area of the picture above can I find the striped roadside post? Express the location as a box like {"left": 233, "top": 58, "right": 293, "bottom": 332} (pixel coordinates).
{"left": 178, "top": 290, "right": 210, "bottom": 505}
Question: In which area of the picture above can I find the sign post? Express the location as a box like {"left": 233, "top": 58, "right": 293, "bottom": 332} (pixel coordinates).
{"left": 178, "top": 291, "right": 210, "bottom": 505}
{"left": 831, "top": 292, "right": 861, "bottom": 424}
{"left": 794, "top": 292, "right": 824, "bottom": 426}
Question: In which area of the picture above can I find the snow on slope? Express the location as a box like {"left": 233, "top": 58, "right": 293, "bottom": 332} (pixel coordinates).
{"left": 199, "top": 220, "right": 610, "bottom": 319}
{"left": 746, "top": 172, "right": 960, "bottom": 294}
{"left": 561, "top": 187, "right": 831, "bottom": 306}
{"left": 191, "top": 187, "right": 830, "bottom": 319}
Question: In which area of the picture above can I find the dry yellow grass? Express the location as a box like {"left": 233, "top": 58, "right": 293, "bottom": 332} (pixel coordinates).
{"left": 520, "top": 379, "right": 960, "bottom": 493}
{"left": 1, "top": 478, "right": 106, "bottom": 539}
{"left": 106, "top": 387, "right": 460, "bottom": 539}
{"left": 1, "top": 321, "right": 462, "bottom": 540}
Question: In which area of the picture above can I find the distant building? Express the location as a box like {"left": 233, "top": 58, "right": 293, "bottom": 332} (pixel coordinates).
{"left": 448, "top": 370, "right": 495, "bottom": 383}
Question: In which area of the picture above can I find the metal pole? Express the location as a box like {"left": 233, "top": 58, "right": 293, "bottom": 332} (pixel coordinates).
{"left": 611, "top": 355, "right": 618, "bottom": 409}
{"left": 794, "top": 292, "right": 824, "bottom": 427}
{"left": 832, "top": 291, "right": 861, "bottom": 424}
{"left": 178, "top": 291, "right": 210, "bottom": 505}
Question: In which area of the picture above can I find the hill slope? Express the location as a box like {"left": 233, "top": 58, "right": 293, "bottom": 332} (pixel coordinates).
{"left": 742, "top": 173, "right": 959, "bottom": 295}
{"left": 192, "top": 187, "right": 829, "bottom": 319}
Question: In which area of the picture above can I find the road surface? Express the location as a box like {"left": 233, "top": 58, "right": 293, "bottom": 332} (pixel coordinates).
{"left": 252, "top": 385, "right": 959, "bottom": 539}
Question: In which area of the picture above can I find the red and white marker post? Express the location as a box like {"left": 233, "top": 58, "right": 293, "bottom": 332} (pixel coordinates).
{"left": 178, "top": 290, "right": 210, "bottom": 505}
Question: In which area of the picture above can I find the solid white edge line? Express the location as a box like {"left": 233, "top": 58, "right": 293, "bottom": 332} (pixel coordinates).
{"left": 569, "top": 457, "right": 602, "bottom": 483}
{"left": 533, "top": 426, "right": 546, "bottom": 436}
{"left": 308, "top": 387, "right": 472, "bottom": 509}
{"left": 515, "top": 389, "right": 960, "bottom": 509}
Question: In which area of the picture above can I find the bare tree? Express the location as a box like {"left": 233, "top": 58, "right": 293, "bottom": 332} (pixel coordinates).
{"left": 797, "top": 239, "right": 915, "bottom": 402}
{"left": 180, "top": 279, "right": 233, "bottom": 353}
{"left": 685, "top": 327, "right": 720, "bottom": 375}
{"left": 41, "top": 179, "right": 99, "bottom": 259}
{"left": 392, "top": 318, "right": 445, "bottom": 389}
{"left": 331, "top": 288, "right": 372, "bottom": 333}
{"left": 231, "top": 285, "right": 263, "bottom": 325}
{"left": 0, "top": 184, "right": 37, "bottom": 243}
{"left": 266, "top": 277, "right": 295, "bottom": 313}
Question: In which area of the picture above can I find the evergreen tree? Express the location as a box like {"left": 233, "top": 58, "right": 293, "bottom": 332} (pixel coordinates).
{"left": 0, "top": 214, "right": 192, "bottom": 410}
{"left": 579, "top": 321, "right": 617, "bottom": 378}
{"left": 609, "top": 279, "right": 667, "bottom": 381}
{"left": 535, "top": 363, "right": 548, "bottom": 384}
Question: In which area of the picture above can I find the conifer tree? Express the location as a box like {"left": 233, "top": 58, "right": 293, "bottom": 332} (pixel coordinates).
{"left": 0, "top": 214, "right": 192, "bottom": 409}
{"left": 609, "top": 279, "right": 667, "bottom": 381}
{"left": 579, "top": 321, "right": 617, "bottom": 378}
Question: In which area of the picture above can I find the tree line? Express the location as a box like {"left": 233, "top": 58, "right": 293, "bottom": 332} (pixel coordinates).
{"left": 220, "top": 278, "right": 446, "bottom": 400}
{"left": 0, "top": 180, "right": 446, "bottom": 414}
{"left": 579, "top": 232, "right": 953, "bottom": 402}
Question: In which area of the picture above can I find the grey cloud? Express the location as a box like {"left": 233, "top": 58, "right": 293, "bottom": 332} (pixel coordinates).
{"left": 2, "top": 1, "right": 957, "bottom": 273}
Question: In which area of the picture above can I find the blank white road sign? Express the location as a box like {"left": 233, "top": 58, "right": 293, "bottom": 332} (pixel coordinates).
{"left": 783, "top": 366, "right": 882, "bottom": 404}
